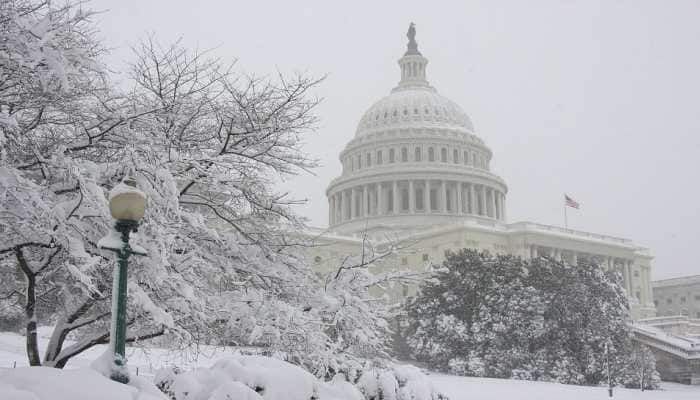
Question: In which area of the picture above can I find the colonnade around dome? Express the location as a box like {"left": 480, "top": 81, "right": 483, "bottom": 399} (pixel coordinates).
{"left": 328, "top": 179, "right": 506, "bottom": 227}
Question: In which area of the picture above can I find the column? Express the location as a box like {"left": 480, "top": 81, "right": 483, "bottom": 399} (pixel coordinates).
{"left": 342, "top": 190, "right": 348, "bottom": 220}
{"left": 491, "top": 189, "right": 497, "bottom": 218}
{"left": 627, "top": 260, "right": 634, "bottom": 299}
{"left": 440, "top": 180, "right": 447, "bottom": 213}
{"left": 496, "top": 192, "right": 502, "bottom": 220}
{"left": 456, "top": 182, "right": 463, "bottom": 215}
{"left": 409, "top": 180, "right": 415, "bottom": 213}
{"left": 643, "top": 266, "right": 652, "bottom": 306}
{"left": 480, "top": 186, "right": 486, "bottom": 216}
{"left": 618, "top": 259, "right": 628, "bottom": 294}
{"left": 329, "top": 196, "right": 334, "bottom": 225}
{"left": 500, "top": 193, "right": 507, "bottom": 221}
{"left": 392, "top": 181, "right": 399, "bottom": 214}
{"left": 554, "top": 249, "right": 562, "bottom": 262}
{"left": 493, "top": 191, "right": 499, "bottom": 220}
{"left": 350, "top": 188, "right": 357, "bottom": 219}
{"left": 571, "top": 252, "right": 578, "bottom": 266}
{"left": 376, "top": 183, "right": 383, "bottom": 216}
{"left": 424, "top": 180, "right": 431, "bottom": 212}
{"left": 469, "top": 184, "right": 475, "bottom": 214}
{"left": 362, "top": 185, "right": 368, "bottom": 217}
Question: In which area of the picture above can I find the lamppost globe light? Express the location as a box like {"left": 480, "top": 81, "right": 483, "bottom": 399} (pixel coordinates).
{"left": 108, "top": 177, "right": 147, "bottom": 222}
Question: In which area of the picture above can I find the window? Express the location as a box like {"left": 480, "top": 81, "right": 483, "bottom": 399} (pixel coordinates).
{"left": 681, "top": 296, "right": 687, "bottom": 303}
{"left": 314, "top": 256, "right": 322, "bottom": 263}
{"left": 415, "top": 147, "right": 422, "bottom": 161}
{"left": 377, "top": 150, "right": 383, "bottom": 165}
{"left": 357, "top": 154, "right": 362, "bottom": 169}
{"left": 464, "top": 151, "right": 469, "bottom": 165}
{"left": 667, "top": 298, "right": 673, "bottom": 304}
{"left": 634, "top": 270, "right": 639, "bottom": 277}
{"left": 422, "top": 253, "right": 429, "bottom": 261}
{"left": 366, "top": 153, "right": 372, "bottom": 167}
{"left": 654, "top": 300, "right": 658, "bottom": 307}
{"left": 441, "top": 148, "right": 447, "bottom": 162}
{"left": 401, "top": 257, "right": 408, "bottom": 266}
{"left": 695, "top": 295, "right": 700, "bottom": 301}
{"left": 389, "top": 148, "right": 395, "bottom": 163}
{"left": 402, "top": 188, "right": 409, "bottom": 211}
{"left": 697, "top": 311, "right": 700, "bottom": 318}
{"left": 402, "top": 285, "right": 409, "bottom": 297}
{"left": 428, "top": 147, "right": 435, "bottom": 162}
{"left": 401, "top": 147, "right": 408, "bottom": 162}
{"left": 636, "top": 291, "right": 641, "bottom": 300}
{"left": 453, "top": 149, "right": 459, "bottom": 164}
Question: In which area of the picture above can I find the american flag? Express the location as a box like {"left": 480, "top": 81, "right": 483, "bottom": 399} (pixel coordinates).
{"left": 565, "top": 194, "right": 580, "bottom": 209}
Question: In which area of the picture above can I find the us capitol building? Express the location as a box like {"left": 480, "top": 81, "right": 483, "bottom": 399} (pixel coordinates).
{"left": 307, "top": 25, "right": 656, "bottom": 320}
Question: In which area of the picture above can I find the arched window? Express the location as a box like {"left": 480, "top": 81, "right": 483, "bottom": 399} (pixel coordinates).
{"left": 366, "top": 153, "right": 371, "bottom": 167}
{"left": 377, "top": 150, "right": 383, "bottom": 165}
{"left": 389, "top": 148, "right": 395, "bottom": 163}
{"left": 453, "top": 149, "right": 459, "bottom": 164}
{"left": 428, "top": 147, "right": 435, "bottom": 162}
{"left": 441, "top": 148, "right": 447, "bottom": 163}
{"left": 401, "top": 147, "right": 408, "bottom": 162}
{"left": 357, "top": 154, "right": 362, "bottom": 169}
{"left": 463, "top": 151, "right": 469, "bottom": 165}
{"left": 415, "top": 147, "right": 422, "bottom": 162}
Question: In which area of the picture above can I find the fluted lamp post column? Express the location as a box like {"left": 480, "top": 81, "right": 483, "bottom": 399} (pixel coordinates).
{"left": 99, "top": 177, "right": 147, "bottom": 384}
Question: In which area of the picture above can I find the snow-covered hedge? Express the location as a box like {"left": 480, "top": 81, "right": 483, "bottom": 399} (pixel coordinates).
{"left": 156, "top": 355, "right": 446, "bottom": 400}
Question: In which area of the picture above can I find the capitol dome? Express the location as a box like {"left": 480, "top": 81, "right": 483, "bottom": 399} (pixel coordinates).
{"left": 326, "top": 24, "right": 508, "bottom": 235}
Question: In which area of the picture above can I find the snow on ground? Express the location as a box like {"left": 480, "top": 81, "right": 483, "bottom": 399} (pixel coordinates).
{"left": 0, "top": 327, "right": 238, "bottom": 376}
{"left": 0, "top": 367, "right": 165, "bottom": 400}
{"left": 429, "top": 373, "right": 700, "bottom": 400}
{"left": 2, "top": 329, "right": 700, "bottom": 400}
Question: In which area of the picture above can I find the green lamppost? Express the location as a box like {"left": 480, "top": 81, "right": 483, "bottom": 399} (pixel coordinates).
{"left": 101, "top": 177, "right": 147, "bottom": 384}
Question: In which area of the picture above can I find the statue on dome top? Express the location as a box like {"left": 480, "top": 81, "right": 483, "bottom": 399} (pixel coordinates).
{"left": 405, "top": 22, "right": 421, "bottom": 55}
{"left": 407, "top": 22, "right": 416, "bottom": 43}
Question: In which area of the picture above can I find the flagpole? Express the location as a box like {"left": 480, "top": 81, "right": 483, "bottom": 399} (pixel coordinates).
{"left": 564, "top": 201, "right": 568, "bottom": 229}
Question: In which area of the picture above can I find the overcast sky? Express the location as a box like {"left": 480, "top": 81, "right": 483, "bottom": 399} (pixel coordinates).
{"left": 91, "top": 0, "right": 700, "bottom": 280}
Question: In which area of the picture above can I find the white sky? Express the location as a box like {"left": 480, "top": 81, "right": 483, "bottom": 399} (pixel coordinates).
{"left": 90, "top": 0, "right": 700, "bottom": 280}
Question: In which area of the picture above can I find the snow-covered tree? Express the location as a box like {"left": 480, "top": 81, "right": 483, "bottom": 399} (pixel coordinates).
{"left": 0, "top": 1, "right": 409, "bottom": 377}
{"left": 402, "top": 249, "right": 658, "bottom": 387}
{"left": 0, "top": 0, "right": 336, "bottom": 369}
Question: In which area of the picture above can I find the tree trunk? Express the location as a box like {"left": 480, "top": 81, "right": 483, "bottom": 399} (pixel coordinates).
{"left": 16, "top": 247, "right": 41, "bottom": 366}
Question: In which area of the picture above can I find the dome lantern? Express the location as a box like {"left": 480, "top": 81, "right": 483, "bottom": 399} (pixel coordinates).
{"left": 396, "top": 23, "right": 430, "bottom": 91}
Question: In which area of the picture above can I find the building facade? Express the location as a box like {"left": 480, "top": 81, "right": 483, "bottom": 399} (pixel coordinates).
{"left": 309, "top": 25, "right": 656, "bottom": 320}
{"left": 653, "top": 276, "right": 700, "bottom": 319}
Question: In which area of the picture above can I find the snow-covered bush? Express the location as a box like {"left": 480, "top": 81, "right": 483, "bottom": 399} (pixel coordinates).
{"left": 402, "top": 249, "right": 659, "bottom": 388}
{"left": 162, "top": 355, "right": 362, "bottom": 400}
{"left": 355, "top": 364, "right": 447, "bottom": 400}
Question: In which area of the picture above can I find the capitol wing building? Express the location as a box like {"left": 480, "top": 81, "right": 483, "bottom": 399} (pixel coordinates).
{"left": 308, "top": 26, "right": 656, "bottom": 320}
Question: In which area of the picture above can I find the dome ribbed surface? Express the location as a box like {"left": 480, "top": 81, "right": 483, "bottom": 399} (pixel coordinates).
{"left": 355, "top": 87, "right": 474, "bottom": 137}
